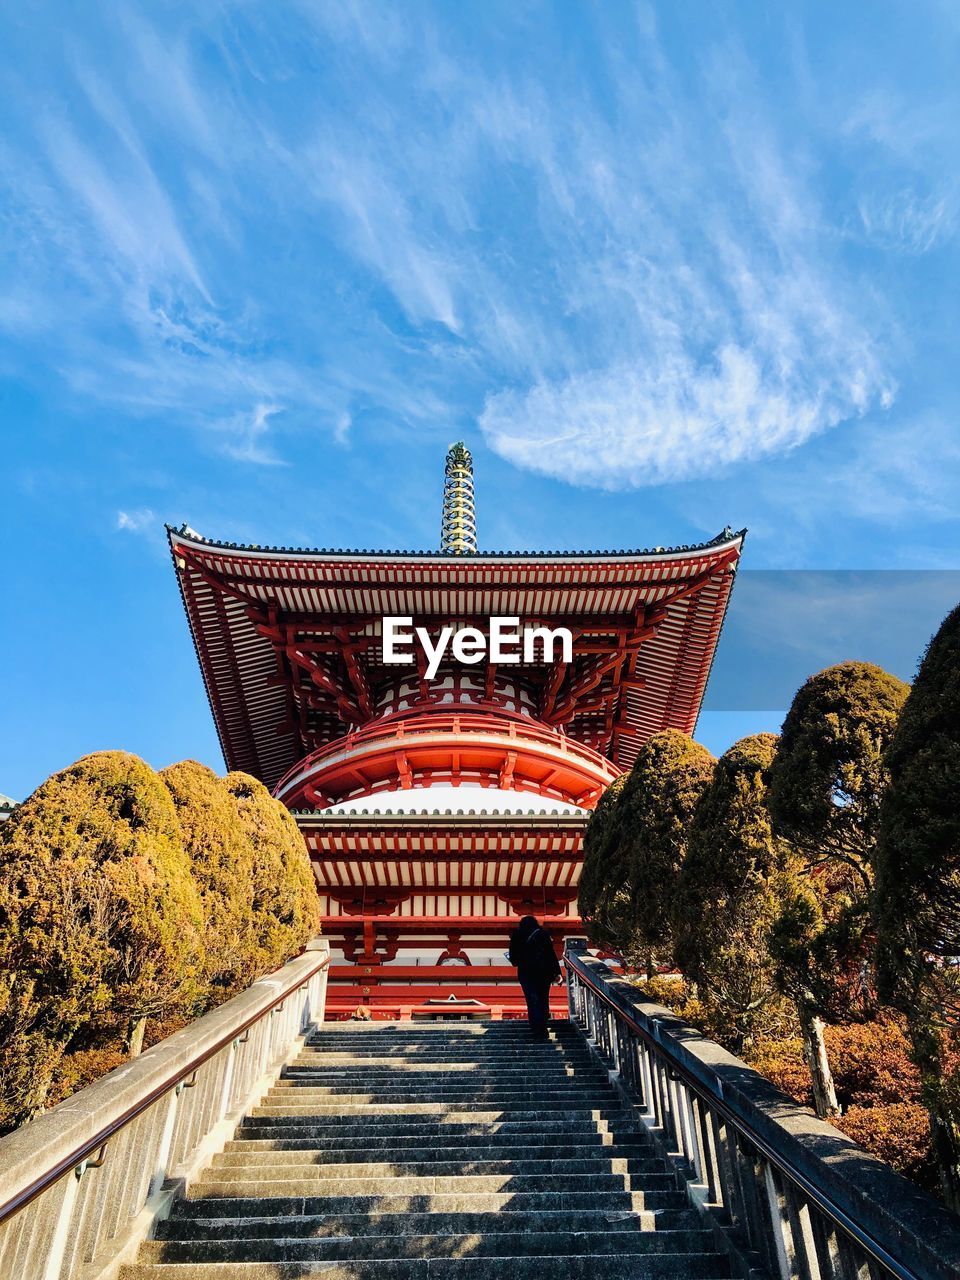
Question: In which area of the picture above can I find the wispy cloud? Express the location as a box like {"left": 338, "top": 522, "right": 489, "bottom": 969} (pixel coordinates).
{"left": 333, "top": 411, "right": 352, "bottom": 445}
{"left": 217, "top": 403, "right": 287, "bottom": 466}
{"left": 857, "top": 187, "right": 955, "bottom": 255}
{"left": 40, "top": 121, "right": 208, "bottom": 302}
{"left": 841, "top": 88, "right": 957, "bottom": 255}
{"left": 116, "top": 507, "right": 156, "bottom": 533}
{"left": 667, "top": 406, "right": 960, "bottom": 571}
{"left": 481, "top": 344, "right": 890, "bottom": 490}
{"left": 306, "top": 142, "right": 462, "bottom": 334}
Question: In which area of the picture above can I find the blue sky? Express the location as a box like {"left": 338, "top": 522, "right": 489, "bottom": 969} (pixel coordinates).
{"left": 1, "top": 2, "right": 958, "bottom": 800}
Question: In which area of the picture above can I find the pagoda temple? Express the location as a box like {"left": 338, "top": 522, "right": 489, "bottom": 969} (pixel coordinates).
{"left": 169, "top": 445, "right": 744, "bottom": 1018}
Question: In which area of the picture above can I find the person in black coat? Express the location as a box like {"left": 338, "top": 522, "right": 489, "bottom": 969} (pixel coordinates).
{"left": 508, "top": 916, "right": 562, "bottom": 1038}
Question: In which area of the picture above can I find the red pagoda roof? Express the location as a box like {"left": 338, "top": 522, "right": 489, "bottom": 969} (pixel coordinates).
{"left": 169, "top": 526, "right": 745, "bottom": 790}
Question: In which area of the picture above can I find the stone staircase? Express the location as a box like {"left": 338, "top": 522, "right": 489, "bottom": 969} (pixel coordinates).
{"left": 121, "top": 1021, "right": 734, "bottom": 1279}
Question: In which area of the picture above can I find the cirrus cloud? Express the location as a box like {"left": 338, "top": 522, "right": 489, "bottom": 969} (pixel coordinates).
{"left": 481, "top": 341, "right": 894, "bottom": 489}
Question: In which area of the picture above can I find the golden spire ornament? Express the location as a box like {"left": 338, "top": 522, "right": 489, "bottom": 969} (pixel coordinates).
{"left": 440, "top": 441, "right": 478, "bottom": 555}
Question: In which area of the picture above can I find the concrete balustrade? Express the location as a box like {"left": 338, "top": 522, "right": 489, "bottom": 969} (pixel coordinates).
{"left": 0, "top": 940, "right": 329, "bottom": 1280}
{"left": 565, "top": 939, "right": 960, "bottom": 1280}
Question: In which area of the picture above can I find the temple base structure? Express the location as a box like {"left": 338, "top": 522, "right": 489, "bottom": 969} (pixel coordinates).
{"left": 296, "top": 807, "right": 587, "bottom": 1019}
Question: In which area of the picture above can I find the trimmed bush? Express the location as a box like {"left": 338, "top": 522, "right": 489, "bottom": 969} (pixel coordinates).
{"left": 674, "top": 734, "right": 796, "bottom": 1051}
{"left": 161, "top": 760, "right": 257, "bottom": 996}
{"left": 0, "top": 751, "right": 204, "bottom": 1124}
{"left": 876, "top": 602, "right": 960, "bottom": 1207}
{"left": 0, "top": 753, "right": 323, "bottom": 1130}
{"left": 581, "top": 731, "right": 714, "bottom": 975}
{"left": 223, "top": 772, "right": 321, "bottom": 972}
{"left": 768, "top": 662, "right": 909, "bottom": 1117}
{"left": 577, "top": 772, "right": 629, "bottom": 951}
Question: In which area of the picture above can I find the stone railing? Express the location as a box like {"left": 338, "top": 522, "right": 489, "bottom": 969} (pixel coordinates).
{"left": 0, "top": 939, "right": 330, "bottom": 1280}
{"left": 565, "top": 939, "right": 960, "bottom": 1280}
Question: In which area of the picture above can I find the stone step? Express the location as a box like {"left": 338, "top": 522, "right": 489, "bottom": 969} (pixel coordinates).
{"left": 301, "top": 1027, "right": 578, "bottom": 1037}
{"left": 158, "top": 1208, "right": 701, "bottom": 1241}
{"left": 277, "top": 1074, "right": 603, "bottom": 1086}
{"left": 291, "top": 1059, "right": 593, "bottom": 1070}
{"left": 260, "top": 1089, "right": 616, "bottom": 1104}
{"left": 298, "top": 1042, "right": 584, "bottom": 1051}
{"left": 138, "top": 1228, "right": 719, "bottom": 1264}
{"left": 299, "top": 1036, "right": 581, "bottom": 1043}
{"left": 177, "top": 1189, "right": 689, "bottom": 1217}
{"left": 238, "top": 1115, "right": 632, "bottom": 1136}
{"left": 291, "top": 1056, "right": 587, "bottom": 1064}
{"left": 223, "top": 1135, "right": 655, "bottom": 1157}
{"left": 250, "top": 1100, "right": 620, "bottom": 1118}
{"left": 291, "top": 1056, "right": 593, "bottom": 1067}
{"left": 292, "top": 1051, "right": 586, "bottom": 1057}
{"left": 206, "top": 1155, "right": 669, "bottom": 1178}
{"left": 273, "top": 1086, "right": 604, "bottom": 1097}
{"left": 190, "top": 1172, "right": 677, "bottom": 1198}
{"left": 272, "top": 1079, "right": 604, "bottom": 1091}
{"left": 300, "top": 1033, "right": 580, "bottom": 1040}
{"left": 289, "top": 1053, "right": 595, "bottom": 1063}
{"left": 300, "top": 1035, "right": 581, "bottom": 1042}
{"left": 277, "top": 1064, "right": 601, "bottom": 1075}
{"left": 266, "top": 1090, "right": 608, "bottom": 1102}
{"left": 121, "top": 1255, "right": 731, "bottom": 1279}
{"left": 298, "top": 1044, "right": 579, "bottom": 1054}
{"left": 289, "top": 1067, "right": 588, "bottom": 1075}
{"left": 301, "top": 1043, "right": 579, "bottom": 1055}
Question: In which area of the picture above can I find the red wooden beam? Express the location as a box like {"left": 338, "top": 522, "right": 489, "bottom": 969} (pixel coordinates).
{"left": 539, "top": 659, "right": 568, "bottom": 719}
{"left": 484, "top": 661, "right": 498, "bottom": 700}
{"left": 332, "top": 625, "right": 376, "bottom": 720}
{"left": 396, "top": 751, "right": 413, "bottom": 789}
{"left": 547, "top": 649, "right": 623, "bottom": 724}
{"left": 498, "top": 750, "right": 517, "bottom": 790}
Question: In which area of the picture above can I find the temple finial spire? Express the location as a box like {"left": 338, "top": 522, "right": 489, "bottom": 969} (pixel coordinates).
{"left": 441, "top": 442, "right": 477, "bottom": 555}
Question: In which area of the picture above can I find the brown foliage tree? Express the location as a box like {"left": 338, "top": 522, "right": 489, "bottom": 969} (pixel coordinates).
{"left": 748, "top": 1016, "right": 934, "bottom": 1189}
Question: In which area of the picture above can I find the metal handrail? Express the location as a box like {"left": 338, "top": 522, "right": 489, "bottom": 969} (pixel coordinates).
{"left": 0, "top": 947, "right": 329, "bottom": 1228}
{"left": 565, "top": 942, "right": 960, "bottom": 1280}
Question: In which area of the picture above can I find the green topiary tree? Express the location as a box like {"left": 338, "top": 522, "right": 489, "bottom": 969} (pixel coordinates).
{"left": 875, "top": 602, "right": 960, "bottom": 1208}
{"left": 578, "top": 772, "right": 629, "bottom": 952}
{"left": 0, "top": 752, "right": 204, "bottom": 1124}
{"left": 581, "top": 730, "right": 714, "bottom": 976}
{"left": 768, "top": 661, "right": 909, "bottom": 1118}
{"left": 673, "top": 734, "right": 797, "bottom": 1052}
{"left": 623, "top": 731, "right": 715, "bottom": 977}
{"left": 223, "top": 772, "right": 320, "bottom": 972}
{"left": 161, "top": 761, "right": 257, "bottom": 1000}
